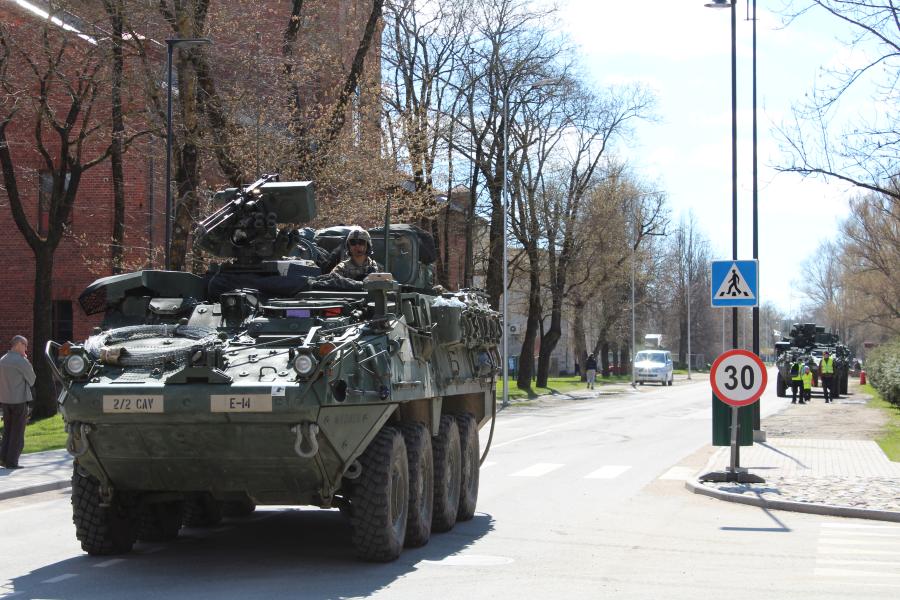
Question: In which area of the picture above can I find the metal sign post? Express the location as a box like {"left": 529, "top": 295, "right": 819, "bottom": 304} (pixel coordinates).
{"left": 701, "top": 349, "right": 767, "bottom": 483}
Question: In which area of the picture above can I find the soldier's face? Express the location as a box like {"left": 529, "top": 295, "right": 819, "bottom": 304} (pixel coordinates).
{"left": 349, "top": 239, "right": 368, "bottom": 260}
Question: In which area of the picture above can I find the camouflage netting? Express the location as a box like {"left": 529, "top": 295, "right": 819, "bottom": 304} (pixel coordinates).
{"left": 85, "top": 325, "right": 220, "bottom": 367}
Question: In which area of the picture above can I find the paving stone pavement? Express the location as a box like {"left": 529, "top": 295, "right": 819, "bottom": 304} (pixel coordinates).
{"left": 694, "top": 438, "right": 900, "bottom": 515}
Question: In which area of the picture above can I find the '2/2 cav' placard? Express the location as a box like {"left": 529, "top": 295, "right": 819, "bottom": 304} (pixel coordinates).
{"left": 710, "top": 349, "right": 767, "bottom": 407}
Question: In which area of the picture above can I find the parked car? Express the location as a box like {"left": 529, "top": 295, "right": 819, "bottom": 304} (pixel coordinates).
{"left": 634, "top": 350, "right": 674, "bottom": 386}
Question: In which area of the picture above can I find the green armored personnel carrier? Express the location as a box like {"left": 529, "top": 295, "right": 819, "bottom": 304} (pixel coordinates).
{"left": 774, "top": 323, "right": 849, "bottom": 399}
{"left": 47, "top": 175, "right": 500, "bottom": 561}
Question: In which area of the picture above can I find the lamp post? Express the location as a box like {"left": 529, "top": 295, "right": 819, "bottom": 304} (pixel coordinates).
{"left": 501, "top": 77, "right": 562, "bottom": 409}
{"left": 165, "top": 37, "right": 212, "bottom": 271}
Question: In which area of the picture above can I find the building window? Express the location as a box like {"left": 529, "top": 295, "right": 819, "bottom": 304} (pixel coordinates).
{"left": 52, "top": 300, "right": 74, "bottom": 343}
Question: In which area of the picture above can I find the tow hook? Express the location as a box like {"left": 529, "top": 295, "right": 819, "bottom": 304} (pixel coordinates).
{"left": 66, "top": 422, "right": 93, "bottom": 458}
{"left": 291, "top": 422, "right": 320, "bottom": 459}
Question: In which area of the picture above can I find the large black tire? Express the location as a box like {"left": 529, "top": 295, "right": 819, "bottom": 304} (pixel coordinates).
{"left": 455, "top": 414, "right": 480, "bottom": 522}
{"left": 182, "top": 492, "right": 223, "bottom": 527}
{"left": 776, "top": 375, "right": 786, "bottom": 398}
{"left": 431, "top": 415, "right": 461, "bottom": 533}
{"left": 71, "top": 468, "right": 138, "bottom": 556}
{"left": 350, "top": 427, "right": 409, "bottom": 562}
{"left": 401, "top": 423, "right": 433, "bottom": 548}
{"left": 137, "top": 501, "right": 184, "bottom": 542}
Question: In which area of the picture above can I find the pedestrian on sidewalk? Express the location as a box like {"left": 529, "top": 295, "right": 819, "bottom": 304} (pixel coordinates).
{"left": 585, "top": 353, "right": 598, "bottom": 390}
{"left": 790, "top": 357, "right": 803, "bottom": 403}
{"left": 819, "top": 350, "right": 834, "bottom": 403}
{"left": 800, "top": 365, "right": 813, "bottom": 404}
{"left": 0, "top": 335, "right": 35, "bottom": 469}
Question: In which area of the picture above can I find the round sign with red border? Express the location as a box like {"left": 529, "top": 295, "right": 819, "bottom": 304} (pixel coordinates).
{"left": 710, "top": 349, "right": 767, "bottom": 407}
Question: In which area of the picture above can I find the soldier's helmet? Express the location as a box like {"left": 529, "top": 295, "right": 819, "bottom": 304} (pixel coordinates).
{"left": 346, "top": 227, "right": 372, "bottom": 251}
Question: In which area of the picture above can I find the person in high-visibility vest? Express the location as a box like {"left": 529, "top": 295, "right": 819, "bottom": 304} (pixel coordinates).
{"left": 801, "top": 365, "right": 814, "bottom": 404}
{"left": 790, "top": 358, "right": 803, "bottom": 404}
{"left": 819, "top": 350, "right": 835, "bottom": 403}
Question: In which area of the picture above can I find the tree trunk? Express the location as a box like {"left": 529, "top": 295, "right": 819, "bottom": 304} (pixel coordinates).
{"left": 485, "top": 185, "right": 504, "bottom": 310}
{"left": 107, "top": 0, "right": 126, "bottom": 273}
{"left": 600, "top": 340, "right": 610, "bottom": 377}
{"left": 31, "top": 247, "right": 56, "bottom": 419}
{"left": 516, "top": 249, "right": 542, "bottom": 390}
{"left": 536, "top": 294, "right": 563, "bottom": 387}
{"left": 571, "top": 300, "right": 587, "bottom": 381}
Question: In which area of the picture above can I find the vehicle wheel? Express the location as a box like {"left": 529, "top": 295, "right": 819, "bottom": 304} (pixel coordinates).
{"left": 72, "top": 467, "right": 138, "bottom": 556}
{"left": 222, "top": 497, "right": 256, "bottom": 518}
{"left": 667, "top": 375, "right": 673, "bottom": 386}
{"left": 431, "top": 415, "right": 461, "bottom": 533}
{"left": 401, "top": 423, "right": 433, "bottom": 548}
{"left": 182, "top": 492, "right": 223, "bottom": 527}
{"left": 455, "top": 414, "right": 480, "bottom": 522}
{"left": 776, "top": 375, "right": 786, "bottom": 398}
{"left": 137, "top": 500, "right": 184, "bottom": 542}
{"left": 350, "top": 427, "right": 409, "bottom": 562}
{"left": 638, "top": 381, "right": 644, "bottom": 386}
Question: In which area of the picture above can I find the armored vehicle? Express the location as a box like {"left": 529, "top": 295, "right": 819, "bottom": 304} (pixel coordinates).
{"left": 47, "top": 175, "right": 500, "bottom": 561}
{"left": 774, "top": 323, "right": 849, "bottom": 399}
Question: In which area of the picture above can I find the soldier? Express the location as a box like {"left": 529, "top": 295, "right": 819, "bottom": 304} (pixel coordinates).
{"left": 800, "top": 365, "right": 813, "bottom": 404}
{"left": 585, "top": 353, "right": 598, "bottom": 390}
{"left": 332, "top": 228, "right": 383, "bottom": 281}
{"left": 819, "top": 350, "right": 835, "bottom": 403}
{"left": 790, "top": 357, "right": 803, "bottom": 404}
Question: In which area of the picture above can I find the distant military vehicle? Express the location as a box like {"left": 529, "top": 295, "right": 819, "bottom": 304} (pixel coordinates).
{"left": 774, "top": 323, "right": 849, "bottom": 399}
{"left": 47, "top": 175, "right": 500, "bottom": 561}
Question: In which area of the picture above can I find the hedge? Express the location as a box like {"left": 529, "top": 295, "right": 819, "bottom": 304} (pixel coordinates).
{"left": 866, "top": 338, "right": 900, "bottom": 407}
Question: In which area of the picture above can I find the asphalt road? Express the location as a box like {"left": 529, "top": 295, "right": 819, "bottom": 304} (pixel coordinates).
{"left": 2, "top": 374, "right": 899, "bottom": 599}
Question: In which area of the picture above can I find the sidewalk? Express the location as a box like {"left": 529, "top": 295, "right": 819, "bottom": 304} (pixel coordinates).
{"left": 0, "top": 449, "right": 72, "bottom": 501}
{"left": 686, "top": 396, "right": 900, "bottom": 522}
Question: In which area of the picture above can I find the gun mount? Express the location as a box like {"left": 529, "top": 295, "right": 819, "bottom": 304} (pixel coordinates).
{"left": 193, "top": 174, "right": 316, "bottom": 266}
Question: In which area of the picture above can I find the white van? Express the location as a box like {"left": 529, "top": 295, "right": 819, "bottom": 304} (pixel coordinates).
{"left": 634, "top": 350, "right": 674, "bottom": 386}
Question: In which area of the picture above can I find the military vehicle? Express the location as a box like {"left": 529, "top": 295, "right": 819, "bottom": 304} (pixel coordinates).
{"left": 774, "top": 323, "right": 849, "bottom": 399}
{"left": 46, "top": 175, "right": 500, "bottom": 562}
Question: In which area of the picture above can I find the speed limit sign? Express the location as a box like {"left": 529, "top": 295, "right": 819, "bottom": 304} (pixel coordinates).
{"left": 710, "top": 349, "right": 767, "bottom": 407}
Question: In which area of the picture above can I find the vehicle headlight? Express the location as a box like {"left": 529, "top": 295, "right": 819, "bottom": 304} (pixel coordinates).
{"left": 293, "top": 353, "right": 317, "bottom": 377}
{"left": 64, "top": 354, "right": 89, "bottom": 377}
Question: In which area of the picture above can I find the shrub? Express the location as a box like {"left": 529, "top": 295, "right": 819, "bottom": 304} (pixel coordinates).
{"left": 866, "top": 338, "right": 900, "bottom": 407}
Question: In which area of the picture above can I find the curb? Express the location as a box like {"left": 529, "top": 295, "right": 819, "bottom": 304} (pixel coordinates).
{"left": 0, "top": 479, "right": 71, "bottom": 502}
{"left": 685, "top": 478, "right": 900, "bottom": 523}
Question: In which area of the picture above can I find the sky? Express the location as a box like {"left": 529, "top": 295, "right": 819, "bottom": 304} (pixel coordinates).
{"left": 558, "top": 0, "right": 860, "bottom": 316}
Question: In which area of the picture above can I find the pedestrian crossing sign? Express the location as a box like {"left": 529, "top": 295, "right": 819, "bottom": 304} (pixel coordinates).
{"left": 711, "top": 260, "right": 758, "bottom": 307}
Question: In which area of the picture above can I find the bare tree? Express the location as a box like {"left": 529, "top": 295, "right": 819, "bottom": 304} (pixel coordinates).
{"left": 0, "top": 7, "right": 148, "bottom": 416}
{"left": 777, "top": 1, "right": 900, "bottom": 201}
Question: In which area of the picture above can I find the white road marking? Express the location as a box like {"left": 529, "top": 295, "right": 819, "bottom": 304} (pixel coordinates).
{"left": 584, "top": 465, "right": 631, "bottom": 479}
{"left": 816, "top": 547, "right": 899, "bottom": 556}
{"left": 492, "top": 415, "right": 597, "bottom": 449}
{"left": 816, "top": 559, "right": 900, "bottom": 568}
{"left": 658, "top": 466, "right": 697, "bottom": 480}
{"left": 820, "top": 523, "right": 900, "bottom": 531}
{"left": 481, "top": 461, "right": 497, "bottom": 468}
{"left": 820, "top": 530, "right": 900, "bottom": 538}
{"left": 814, "top": 568, "right": 900, "bottom": 579}
{"left": 41, "top": 574, "right": 78, "bottom": 584}
{"left": 817, "top": 538, "right": 900, "bottom": 547}
{"left": 93, "top": 558, "right": 125, "bottom": 568}
{"left": 510, "top": 463, "right": 564, "bottom": 477}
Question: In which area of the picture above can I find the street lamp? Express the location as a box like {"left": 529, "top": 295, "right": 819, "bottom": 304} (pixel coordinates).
{"left": 165, "top": 37, "right": 212, "bottom": 271}
{"left": 501, "top": 76, "right": 562, "bottom": 408}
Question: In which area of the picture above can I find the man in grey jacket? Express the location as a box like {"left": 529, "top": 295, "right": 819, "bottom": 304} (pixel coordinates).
{"left": 0, "top": 335, "right": 36, "bottom": 469}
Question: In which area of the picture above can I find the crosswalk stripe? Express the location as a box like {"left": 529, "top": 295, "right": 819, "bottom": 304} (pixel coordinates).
{"left": 41, "top": 574, "right": 77, "bottom": 584}
{"left": 818, "top": 538, "right": 900, "bottom": 547}
{"left": 820, "top": 523, "right": 900, "bottom": 531}
{"left": 814, "top": 568, "right": 900, "bottom": 579}
{"left": 585, "top": 465, "right": 631, "bottom": 479}
{"left": 816, "top": 559, "right": 900, "bottom": 568}
{"left": 820, "top": 530, "right": 900, "bottom": 538}
{"left": 816, "top": 547, "right": 899, "bottom": 556}
{"left": 510, "top": 463, "right": 564, "bottom": 477}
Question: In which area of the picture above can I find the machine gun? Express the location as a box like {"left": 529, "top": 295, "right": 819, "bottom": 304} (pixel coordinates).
{"left": 193, "top": 174, "right": 317, "bottom": 267}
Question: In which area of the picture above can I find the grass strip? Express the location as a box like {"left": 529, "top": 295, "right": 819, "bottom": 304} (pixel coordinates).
{"left": 861, "top": 383, "right": 900, "bottom": 462}
{"left": 496, "top": 374, "right": 632, "bottom": 400}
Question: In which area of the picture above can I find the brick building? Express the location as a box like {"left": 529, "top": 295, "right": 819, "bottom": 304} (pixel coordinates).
{"left": 0, "top": 0, "right": 382, "bottom": 355}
